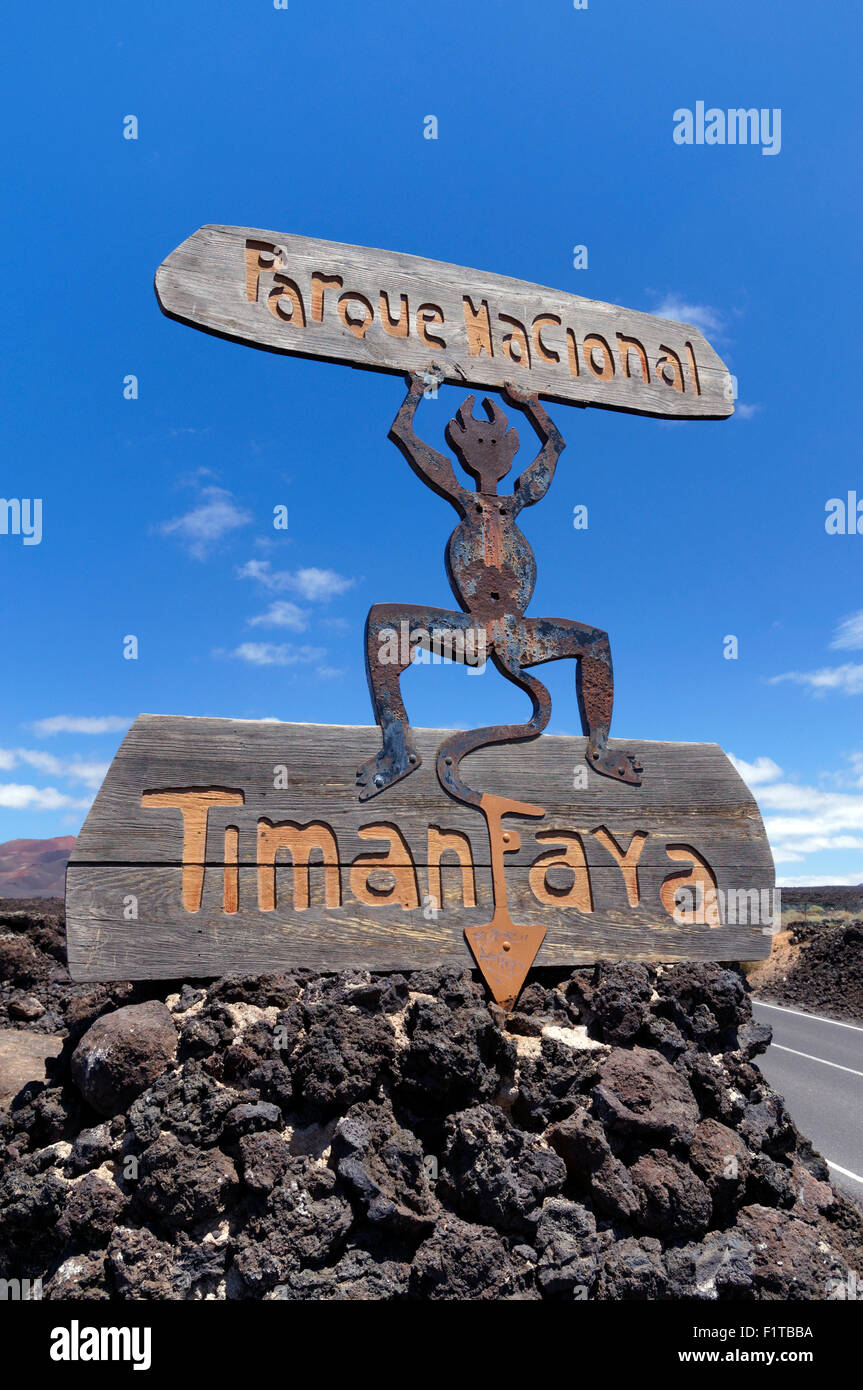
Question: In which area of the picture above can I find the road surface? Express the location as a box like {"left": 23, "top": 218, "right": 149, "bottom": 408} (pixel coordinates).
{"left": 752, "top": 998, "right": 863, "bottom": 1204}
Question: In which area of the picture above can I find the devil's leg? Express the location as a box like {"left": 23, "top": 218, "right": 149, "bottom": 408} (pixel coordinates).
{"left": 514, "top": 615, "right": 642, "bottom": 786}
{"left": 357, "top": 603, "right": 481, "bottom": 801}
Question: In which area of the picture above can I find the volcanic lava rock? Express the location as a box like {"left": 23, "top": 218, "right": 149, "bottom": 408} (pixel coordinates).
{"left": 0, "top": 933, "right": 50, "bottom": 987}
{"left": 735, "top": 1204, "right": 851, "bottom": 1299}
{"left": 546, "top": 1108, "right": 639, "bottom": 1221}
{"left": 233, "top": 1158, "right": 353, "bottom": 1294}
{"left": 663, "top": 1231, "right": 755, "bottom": 1299}
{"left": 3, "top": 899, "right": 863, "bottom": 1301}
{"left": 136, "top": 1133, "right": 238, "bottom": 1230}
{"left": 332, "top": 1097, "right": 438, "bottom": 1238}
{"left": 270, "top": 1241, "right": 411, "bottom": 1301}
{"left": 410, "top": 1212, "right": 534, "bottom": 1300}
{"left": 397, "top": 995, "right": 514, "bottom": 1108}
{"left": 108, "top": 1225, "right": 189, "bottom": 1299}
{"left": 9, "top": 992, "right": 45, "bottom": 1021}
{"left": 126, "top": 1060, "right": 243, "bottom": 1147}
{"left": 592, "top": 1045, "right": 700, "bottom": 1148}
{"left": 56, "top": 1171, "right": 127, "bottom": 1246}
{"left": 569, "top": 961, "right": 655, "bottom": 1045}
{"left": 45, "top": 1252, "right": 111, "bottom": 1301}
{"left": 223, "top": 1101, "right": 282, "bottom": 1139}
{"left": 237, "top": 1130, "right": 294, "bottom": 1194}
{"left": 595, "top": 1236, "right": 669, "bottom": 1299}
{"left": 71, "top": 1001, "right": 178, "bottom": 1117}
{"left": 751, "top": 912, "right": 863, "bottom": 1022}
{"left": 534, "top": 1197, "right": 600, "bottom": 1297}
{"left": 291, "top": 1003, "right": 396, "bottom": 1113}
{"left": 689, "top": 1117, "right": 749, "bottom": 1218}
{"left": 628, "top": 1150, "right": 712, "bottom": 1238}
{"left": 653, "top": 962, "right": 748, "bottom": 1049}
{"left": 438, "top": 1103, "right": 566, "bottom": 1238}
{"left": 739, "top": 1090, "right": 797, "bottom": 1159}
{"left": 511, "top": 1033, "right": 602, "bottom": 1130}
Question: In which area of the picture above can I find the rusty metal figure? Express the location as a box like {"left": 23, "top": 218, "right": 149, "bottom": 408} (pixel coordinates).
{"left": 356, "top": 371, "right": 643, "bottom": 1007}
{"left": 357, "top": 371, "right": 642, "bottom": 806}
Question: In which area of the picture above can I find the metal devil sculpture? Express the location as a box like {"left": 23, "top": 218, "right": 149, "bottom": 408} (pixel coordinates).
{"left": 357, "top": 371, "right": 643, "bottom": 1005}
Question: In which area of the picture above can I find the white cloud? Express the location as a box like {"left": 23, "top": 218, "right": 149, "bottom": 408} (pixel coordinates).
{"left": 247, "top": 600, "right": 308, "bottom": 632}
{"left": 289, "top": 568, "right": 354, "bottom": 601}
{"left": 771, "top": 834, "right": 863, "bottom": 861}
{"left": 160, "top": 486, "right": 251, "bottom": 560}
{"left": 238, "top": 559, "right": 354, "bottom": 601}
{"left": 315, "top": 665, "right": 345, "bottom": 679}
{"left": 0, "top": 782, "right": 91, "bottom": 811}
{"left": 0, "top": 749, "right": 109, "bottom": 788}
{"left": 237, "top": 559, "right": 276, "bottom": 585}
{"left": 778, "top": 873, "right": 863, "bottom": 887}
{"left": 31, "top": 715, "right": 131, "bottom": 737}
{"left": 831, "top": 610, "right": 863, "bottom": 651}
{"left": 730, "top": 752, "right": 863, "bottom": 882}
{"left": 767, "top": 612, "right": 863, "bottom": 697}
{"left": 651, "top": 295, "right": 724, "bottom": 338}
{"left": 226, "top": 642, "right": 327, "bottom": 667}
{"left": 769, "top": 664, "right": 863, "bottom": 695}
{"left": 729, "top": 754, "right": 782, "bottom": 787}
{"left": 735, "top": 403, "right": 760, "bottom": 420}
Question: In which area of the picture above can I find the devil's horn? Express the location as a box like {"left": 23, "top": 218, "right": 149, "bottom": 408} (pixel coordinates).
{"left": 454, "top": 395, "right": 476, "bottom": 430}
{"left": 482, "top": 397, "right": 509, "bottom": 427}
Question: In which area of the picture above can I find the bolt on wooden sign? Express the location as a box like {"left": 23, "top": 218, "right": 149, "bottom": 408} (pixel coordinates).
{"left": 154, "top": 226, "right": 735, "bottom": 419}
{"left": 66, "top": 227, "right": 768, "bottom": 1005}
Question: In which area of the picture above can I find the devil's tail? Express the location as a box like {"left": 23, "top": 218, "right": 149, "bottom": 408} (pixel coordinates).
{"left": 435, "top": 660, "right": 552, "bottom": 807}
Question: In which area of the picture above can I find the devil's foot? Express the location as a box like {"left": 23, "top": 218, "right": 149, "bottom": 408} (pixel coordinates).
{"left": 356, "top": 747, "right": 422, "bottom": 800}
{"left": 586, "top": 745, "right": 643, "bottom": 786}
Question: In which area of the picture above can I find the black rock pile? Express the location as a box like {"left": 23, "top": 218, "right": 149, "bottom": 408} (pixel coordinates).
{"left": 1, "top": 903, "right": 862, "bottom": 1300}
{"left": 762, "top": 917, "right": 863, "bottom": 1023}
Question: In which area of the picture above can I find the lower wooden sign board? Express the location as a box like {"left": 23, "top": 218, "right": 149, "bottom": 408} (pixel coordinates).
{"left": 65, "top": 716, "right": 774, "bottom": 983}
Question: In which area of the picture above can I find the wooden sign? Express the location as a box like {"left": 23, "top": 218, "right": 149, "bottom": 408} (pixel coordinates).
{"left": 154, "top": 226, "right": 734, "bottom": 420}
{"left": 65, "top": 717, "right": 773, "bottom": 983}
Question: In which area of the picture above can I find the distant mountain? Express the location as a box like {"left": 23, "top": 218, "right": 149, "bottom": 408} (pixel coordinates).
{"left": 0, "top": 837, "right": 76, "bottom": 897}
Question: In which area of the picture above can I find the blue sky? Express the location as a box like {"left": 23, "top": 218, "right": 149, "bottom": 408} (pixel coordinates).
{"left": 1, "top": 0, "right": 861, "bottom": 885}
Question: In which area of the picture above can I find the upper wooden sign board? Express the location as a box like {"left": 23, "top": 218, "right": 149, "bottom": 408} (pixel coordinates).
{"left": 155, "top": 226, "right": 734, "bottom": 419}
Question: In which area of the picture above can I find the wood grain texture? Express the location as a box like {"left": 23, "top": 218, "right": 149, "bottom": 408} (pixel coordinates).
{"left": 66, "top": 717, "right": 774, "bottom": 981}
{"left": 72, "top": 718, "right": 771, "bottom": 869}
{"left": 154, "top": 226, "right": 735, "bottom": 420}
{"left": 66, "top": 866, "right": 773, "bottom": 981}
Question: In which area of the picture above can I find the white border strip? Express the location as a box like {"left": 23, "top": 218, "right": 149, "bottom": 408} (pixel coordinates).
{"left": 770, "top": 1043, "right": 863, "bottom": 1078}
{"left": 752, "top": 999, "right": 863, "bottom": 1033}
{"left": 827, "top": 1160, "right": 863, "bottom": 1186}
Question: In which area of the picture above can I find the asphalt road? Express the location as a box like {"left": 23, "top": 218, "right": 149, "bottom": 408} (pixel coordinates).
{"left": 752, "top": 999, "right": 863, "bottom": 1203}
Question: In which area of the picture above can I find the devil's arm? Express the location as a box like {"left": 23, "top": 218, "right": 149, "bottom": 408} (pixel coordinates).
{"left": 510, "top": 390, "right": 566, "bottom": 508}
{"left": 388, "top": 375, "right": 466, "bottom": 507}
